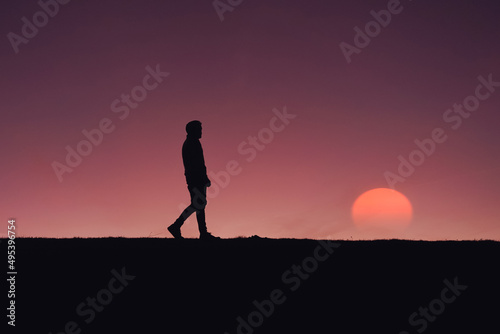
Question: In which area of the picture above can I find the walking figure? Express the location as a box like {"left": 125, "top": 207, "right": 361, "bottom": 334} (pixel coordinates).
{"left": 168, "top": 120, "right": 219, "bottom": 240}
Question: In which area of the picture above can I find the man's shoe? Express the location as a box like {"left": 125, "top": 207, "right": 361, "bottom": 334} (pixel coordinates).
{"left": 200, "top": 232, "right": 220, "bottom": 240}
{"left": 167, "top": 224, "right": 183, "bottom": 239}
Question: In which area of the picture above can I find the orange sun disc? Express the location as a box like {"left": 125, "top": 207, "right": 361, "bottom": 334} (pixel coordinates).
{"left": 352, "top": 188, "right": 413, "bottom": 230}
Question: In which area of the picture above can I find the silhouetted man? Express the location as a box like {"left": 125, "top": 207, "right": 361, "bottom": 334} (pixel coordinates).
{"left": 168, "top": 120, "right": 219, "bottom": 240}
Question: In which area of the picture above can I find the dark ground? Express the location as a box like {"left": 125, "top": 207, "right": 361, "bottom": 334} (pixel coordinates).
{"left": 5, "top": 237, "right": 500, "bottom": 333}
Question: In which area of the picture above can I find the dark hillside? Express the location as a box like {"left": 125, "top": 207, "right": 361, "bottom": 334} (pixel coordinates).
{"left": 7, "top": 238, "right": 500, "bottom": 333}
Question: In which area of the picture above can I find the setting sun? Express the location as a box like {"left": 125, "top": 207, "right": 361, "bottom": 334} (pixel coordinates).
{"left": 352, "top": 188, "right": 413, "bottom": 230}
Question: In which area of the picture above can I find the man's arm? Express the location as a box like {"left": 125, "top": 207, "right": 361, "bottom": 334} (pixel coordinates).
{"left": 183, "top": 139, "right": 210, "bottom": 186}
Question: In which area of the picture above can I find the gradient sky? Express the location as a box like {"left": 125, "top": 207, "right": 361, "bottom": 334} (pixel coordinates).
{"left": 1, "top": 0, "right": 499, "bottom": 240}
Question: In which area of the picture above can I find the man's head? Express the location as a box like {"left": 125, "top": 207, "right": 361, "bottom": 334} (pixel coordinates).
{"left": 186, "top": 120, "right": 202, "bottom": 139}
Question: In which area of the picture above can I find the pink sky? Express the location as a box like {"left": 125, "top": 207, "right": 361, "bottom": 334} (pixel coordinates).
{"left": 1, "top": 0, "right": 499, "bottom": 240}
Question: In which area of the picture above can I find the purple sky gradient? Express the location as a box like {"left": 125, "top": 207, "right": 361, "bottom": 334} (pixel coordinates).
{"left": 1, "top": 0, "right": 499, "bottom": 239}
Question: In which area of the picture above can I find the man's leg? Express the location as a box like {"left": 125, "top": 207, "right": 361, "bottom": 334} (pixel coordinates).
{"left": 196, "top": 209, "right": 208, "bottom": 234}
{"left": 191, "top": 186, "right": 219, "bottom": 239}
{"left": 174, "top": 205, "right": 195, "bottom": 226}
{"left": 190, "top": 185, "right": 208, "bottom": 235}
{"left": 168, "top": 186, "right": 197, "bottom": 239}
{"left": 170, "top": 184, "right": 217, "bottom": 239}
